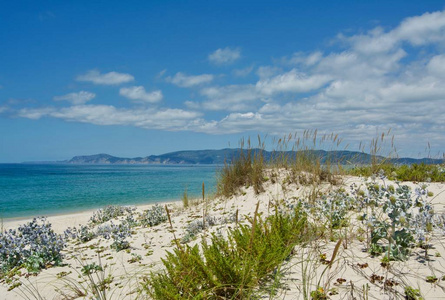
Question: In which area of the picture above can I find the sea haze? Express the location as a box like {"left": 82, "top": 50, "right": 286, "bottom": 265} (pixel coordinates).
{"left": 0, "top": 164, "right": 218, "bottom": 219}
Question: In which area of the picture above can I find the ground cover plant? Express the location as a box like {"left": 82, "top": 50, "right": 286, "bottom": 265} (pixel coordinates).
{"left": 348, "top": 171, "right": 445, "bottom": 263}
{"left": 89, "top": 205, "right": 135, "bottom": 225}
{"left": 0, "top": 217, "right": 65, "bottom": 275}
{"left": 65, "top": 204, "right": 168, "bottom": 250}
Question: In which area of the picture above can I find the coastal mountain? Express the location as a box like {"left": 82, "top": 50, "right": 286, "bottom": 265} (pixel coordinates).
{"left": 65, "top": 149, "right": 444, "bottom": 165}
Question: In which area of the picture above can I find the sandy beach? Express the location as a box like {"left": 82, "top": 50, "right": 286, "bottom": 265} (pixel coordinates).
{"left": 1, "top": 174, "right": 445, "bottom": 299}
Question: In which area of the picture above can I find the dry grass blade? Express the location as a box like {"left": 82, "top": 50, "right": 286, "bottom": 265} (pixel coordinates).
{"left": 328, "top": 239, "right": 342, "bottom": 269}
{"left": 165, "top": 205, "right": 182, "bottom": 251}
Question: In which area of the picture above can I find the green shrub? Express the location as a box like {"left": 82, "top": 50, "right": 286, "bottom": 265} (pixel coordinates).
{"left": 143, "top": 204, "right": 309, "bottom": 299}
{"left": 350, "top": 163, "right": 444, "bottom": 182}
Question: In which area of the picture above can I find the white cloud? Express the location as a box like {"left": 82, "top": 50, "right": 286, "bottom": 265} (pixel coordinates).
{"left": 167, "top": 72, "right": 214, "bottom": 87}
{"left": 184, "top": 101, "right": 201, "bottom": 110}
{"left": 288, "top": 51, "right": 324, "bottom": 66}
{"left": 53, "top": 91, "right": 96, "bottom": 105}
{"left": 256, "top": 69, "right": 332, "bottom": 95}
{"left": 256, "top": 66, "right": 282, "bottom": 79}
{"left": 0, "top": 106, "right": 8, "bottom": 113}
{"left": 119, "top": 86, "right": 163, "bottom": 103}
{"left": 76, "top": 70, "right": 134, "bottom": 85}
{"left": 233, "top": 65, "right": 254, "bottom": 77}
{"left": 427, "top": 55, "right": 445, "bottom": 78}
{"left": 348, "top": 10, "right": 445, "bottom": 54}
{"left": 199, "top": 85, "right": 261, "bottom": 111}
{"left": 18, "top": 105, "right": 201, "bottom": 131}
{"left": 18, "top": 107, "right": 55, "bottom": 120}
{"left": 208, "top": 47, "right": 241, "bottom": 65}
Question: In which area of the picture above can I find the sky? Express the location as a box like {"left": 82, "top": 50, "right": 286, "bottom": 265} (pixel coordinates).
{"left": 1, "top": 0, "right": 445, "bottom": 162}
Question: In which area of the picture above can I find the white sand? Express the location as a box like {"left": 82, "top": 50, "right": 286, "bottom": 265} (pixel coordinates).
{"left": 1, "top": 174, "right": 445, "bottom": 299}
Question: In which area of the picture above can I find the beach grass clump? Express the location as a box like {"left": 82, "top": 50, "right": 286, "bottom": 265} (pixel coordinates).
{"left": 217, "top": 137, "right": 266, "bottom": 198}
{"left": 57, "top": 255, "right": 114, "bottom": 300}
{"left": 143, "top": 203, "right": 309, "bottom": 299}
{"left": 0, "top": 217, "right": 65, "bottom": 275}
{"left": 217, "top": 131, "right": 347, "bottom": 198}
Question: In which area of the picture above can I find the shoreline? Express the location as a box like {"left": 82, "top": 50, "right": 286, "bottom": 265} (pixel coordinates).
{"left": 1, "top": 197, "right": 184, "bottom": 234}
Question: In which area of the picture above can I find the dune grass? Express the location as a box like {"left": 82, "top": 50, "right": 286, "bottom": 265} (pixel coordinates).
{"left": 216, "top": 130, "right": 355, "bottom": 199}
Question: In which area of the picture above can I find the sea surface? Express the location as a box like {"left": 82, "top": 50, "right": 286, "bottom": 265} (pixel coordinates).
{"left": 0, "top": 164, "right": 219, "bottom": 219}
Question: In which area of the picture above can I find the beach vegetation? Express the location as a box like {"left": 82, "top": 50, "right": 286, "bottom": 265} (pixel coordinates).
{"left": 139, "top": 204, "right": 167, "bottom": 227}
{"left": 404, "top": 286, "right": 423, "bottom": 300}
{"left": 57, "top": 255, "right": 115, "bottom": 300}
{"left": 89, "top": 205, "right": 135, "bottom": 225}
{"left": 143, "top": 202, "right": 310, "bottom": 299}
{"left": 181, "top": 215, "right": 217, "bottom": 243}
{"left": 0, "top": 217, "right": 65, "bottom": 276}
{"left": 350, "top": 163, "right": 445, "bottom": 182}
{"left": 181, "top": 186, "right": 189, "bottom": 208}
{"left": 217, "top": 136, "right": 266, "bottom": 197}
{"left": 351, "top": 174, "right": 441, "bottom": 261}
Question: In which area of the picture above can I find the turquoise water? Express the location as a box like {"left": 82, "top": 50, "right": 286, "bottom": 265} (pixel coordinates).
{"left": 0, "top": 164, "right": 219, "bottom": 219}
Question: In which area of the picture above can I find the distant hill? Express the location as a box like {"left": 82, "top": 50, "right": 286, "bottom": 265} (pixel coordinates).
{"left": 63, "top": 149, "right": 444, "bottom": 165}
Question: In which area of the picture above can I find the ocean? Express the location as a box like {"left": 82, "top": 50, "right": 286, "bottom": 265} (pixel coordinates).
{"left": 0, "top": 164, "right": 219, "bottom": 219}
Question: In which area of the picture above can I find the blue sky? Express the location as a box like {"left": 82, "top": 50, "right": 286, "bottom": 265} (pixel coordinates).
{"left": 1, "top": 1, "right": 445, "bottom": 162}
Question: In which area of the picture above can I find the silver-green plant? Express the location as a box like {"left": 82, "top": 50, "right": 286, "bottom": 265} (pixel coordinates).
{"left": 354, "top": 173, "right": 440, "bottom": 261}
{"left": 89, "top": 205, "right": 134, "bottom": 225}
{"left": 139, "top": 204, "right": 167, "bottom": 227}
{"left": 0, "top": 217, "right": 65, "bottom": 274}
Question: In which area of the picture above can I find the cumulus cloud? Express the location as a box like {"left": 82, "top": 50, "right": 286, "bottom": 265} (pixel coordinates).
{"left": 76, "top": 70, "right": 134, "bottom": 85}
{"left": 199, "top": 85, "right": 262, "bottom": 111}
{"left": 18, "top": 105, "right": 201, "bottom": 131}
{"left": 167, "top": 72, "right": 214, "bottom": 87}
{"left": 53, "top": 91, "right": 96, "bottom": 105}
{"left": 427, "top": 55, "right": 445, "bottom": 78}
{"left": 208, "top": 47, "right": 241, "bottom": 65}
{"left": 233, "top": 65, "right": 254, "bottom": 77}
{"left": 119, "top": 86, "right": 163, "bottom": 103}
{"left": 18, "top": 107, "right": 55, "bottom": 120}
{"left": 256, "top": 69, "right": 332, "bottom": 95}
{"left": 287, "top": 51, "right": 324, "bottom": 66}
{"left": 347, "top": 10, "right": 445, "bottom": 54}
